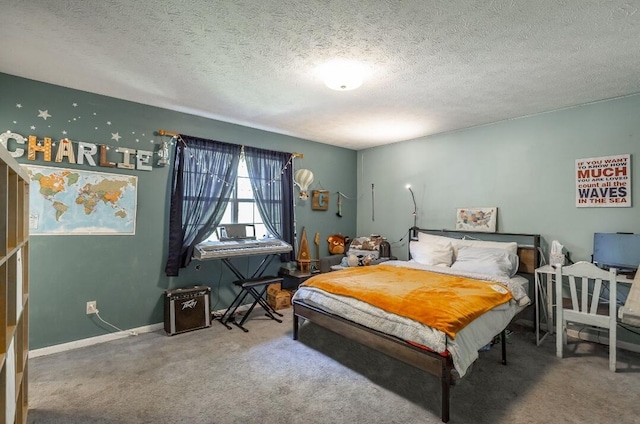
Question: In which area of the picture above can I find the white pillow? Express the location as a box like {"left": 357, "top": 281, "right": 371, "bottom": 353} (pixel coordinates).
{"left": 417, "top": 233, "right": 517, "bottom": 258}
{"left": 417, "top": 232, "right": 454, "bottom": 246}
{"left": 456, "top": 239, "right": 518, "bottom": 256}
{"left": 410, "top": 240, "right": 454, "bottom": 266}
{"left": 450, "top": 246, "right": 520, "bottom": 278}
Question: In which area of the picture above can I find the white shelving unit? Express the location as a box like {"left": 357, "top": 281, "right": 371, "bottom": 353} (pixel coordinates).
{"left": 0, "top": 145, "right": 29, "bottom": 424}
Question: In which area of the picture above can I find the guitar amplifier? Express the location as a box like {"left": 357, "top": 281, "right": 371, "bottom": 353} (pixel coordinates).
{"left": 164, "top": 285, "right": 211, "bottom": 335}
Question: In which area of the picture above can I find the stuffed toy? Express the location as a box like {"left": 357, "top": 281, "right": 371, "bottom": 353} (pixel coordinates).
{"left": 349, "top": 235, "right": 382, "bottom": 251}
{"left": 341, "top": 253, "right": 377, "bottom": 267}
{"left": 327, "top": 234, "right": 347, "bottom": 255}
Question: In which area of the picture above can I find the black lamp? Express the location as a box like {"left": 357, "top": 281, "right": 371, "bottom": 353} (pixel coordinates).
{"left": 406, "top": 184, "right": 418, "bottom": 239}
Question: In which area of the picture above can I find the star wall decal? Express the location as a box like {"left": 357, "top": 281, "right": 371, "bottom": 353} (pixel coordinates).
{"left": 16, "top": 104, "right": 22, "bottom": 108}
{"left": 38, "top": 110, "right": 51, "bottom": 120}
{"left": 30, "top": 125, "right": 36, "bottom": 130}
{"left": 111, "top": 132, "right": 122, "bottom": 141}
{"left": 72, "top": 103, "right": 78, "bottom": 107}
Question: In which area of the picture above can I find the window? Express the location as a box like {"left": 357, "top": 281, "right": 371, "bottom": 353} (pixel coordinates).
{"left": 165, "top": 135, "right": 295, "bottom": 276}
{"left": 205, "top": 156, "right": 270, "bottom": 241}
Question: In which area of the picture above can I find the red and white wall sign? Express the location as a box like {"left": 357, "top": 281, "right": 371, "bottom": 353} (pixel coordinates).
{"left": 575, "top": 154, "right": 631, "bottom": 208}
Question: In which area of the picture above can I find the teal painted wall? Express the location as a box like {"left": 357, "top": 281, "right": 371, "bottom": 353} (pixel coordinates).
{"left": 356, "top": 94, "right": 640, "bottom": 344}
{"left": 357, "top": 95, "right": 639, "bottom": 260}
{"left": 0, "top": 73, "right": 357, "bottom": 349}
{"left": 4, "top": 71, "right": 638, "bottom": 349}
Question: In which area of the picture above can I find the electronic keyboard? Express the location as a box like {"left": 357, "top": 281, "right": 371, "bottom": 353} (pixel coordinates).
{"left": 193, "top": 239, "right": 292, "bottom": 260}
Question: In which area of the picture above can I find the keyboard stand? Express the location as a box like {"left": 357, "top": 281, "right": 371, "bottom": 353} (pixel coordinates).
{"left": 218, "top": 276, "right": 284, "bottom": 332}
{"left": 212, "top": 251, "right": 287, "bottom": 332}
{"left": 221, "top": 253, "right": 276, "bottom": 281}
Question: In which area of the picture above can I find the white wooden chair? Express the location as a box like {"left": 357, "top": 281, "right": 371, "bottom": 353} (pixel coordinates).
{"left": 555, "top": 261, "right": 617, "bottom": 371}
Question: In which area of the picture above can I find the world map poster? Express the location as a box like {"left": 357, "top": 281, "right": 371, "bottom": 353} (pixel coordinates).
{"left": 25, "top": 165, "right": 138, "bottom": 235}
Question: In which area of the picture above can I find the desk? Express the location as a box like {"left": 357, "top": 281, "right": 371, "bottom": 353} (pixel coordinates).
{"left": 535, "top": 265, "right": 634, "bottom": 346}
{"left": 534, "top": 265, "right": 556, "bottom": 346}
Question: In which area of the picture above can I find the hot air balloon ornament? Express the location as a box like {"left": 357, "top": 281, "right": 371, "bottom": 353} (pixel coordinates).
{"left": 293, "top": 168, "right": 314, "bottom": 200}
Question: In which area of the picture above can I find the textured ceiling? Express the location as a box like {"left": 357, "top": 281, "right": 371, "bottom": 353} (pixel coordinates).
{"left": 1, "top": 0, "right": 640, "bottom": 150}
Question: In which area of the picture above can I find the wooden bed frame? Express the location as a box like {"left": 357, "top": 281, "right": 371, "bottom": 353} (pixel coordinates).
{"left": 292, "top": 228, "right": 540, "bottom": 423}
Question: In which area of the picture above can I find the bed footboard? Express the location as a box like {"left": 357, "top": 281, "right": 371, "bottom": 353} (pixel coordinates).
{"left": 292, "top": 299, "right": 454, "bottom": 422}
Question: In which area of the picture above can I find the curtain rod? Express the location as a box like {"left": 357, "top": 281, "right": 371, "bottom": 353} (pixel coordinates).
{"left": 156, "top": 129, "right": 304, "bottom": 158}
{"left": 157, "top": 129, "right": 180, "bottom": 137}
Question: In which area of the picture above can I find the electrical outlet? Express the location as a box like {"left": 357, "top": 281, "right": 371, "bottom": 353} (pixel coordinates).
{"left": 86, "top": 301, "right": 97, "bottom": 314}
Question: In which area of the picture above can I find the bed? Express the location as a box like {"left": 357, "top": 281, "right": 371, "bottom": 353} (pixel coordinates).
{"left": 292, "top": 228, "right": 540, "bottom": 422}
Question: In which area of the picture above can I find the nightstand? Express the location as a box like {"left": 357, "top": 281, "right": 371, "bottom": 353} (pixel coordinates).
{"left": 279, "top": 269, "right": 318, "bottom": 290}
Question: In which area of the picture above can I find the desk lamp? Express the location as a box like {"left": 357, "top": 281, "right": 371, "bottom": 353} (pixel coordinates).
{"left": 406, "top": 184, "right": 418, "bottom": 239}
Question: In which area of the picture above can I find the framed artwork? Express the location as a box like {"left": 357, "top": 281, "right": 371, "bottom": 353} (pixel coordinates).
{"left": 575, "top": 154, "right": 630, "bottom": 208}
{"left": 455, "top": 207, "right": 497, "bottom": 232}
{"left": 311, "top": 190, "right": 329, "bottom": 211}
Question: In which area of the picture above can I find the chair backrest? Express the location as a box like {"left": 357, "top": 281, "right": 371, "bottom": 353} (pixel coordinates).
{"left": 555, "top": 261, "right": 617, "bottom": 328}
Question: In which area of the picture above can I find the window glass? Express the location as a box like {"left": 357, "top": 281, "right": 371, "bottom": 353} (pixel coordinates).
{"left": 254, "top": 224, "right": 268, "bottom": 239}
{"left": 237, "top": 202, "right": 255, "bottom": 223}
{"left": 238, "top": 157, "right": 249, "bottom": 176}
{"left": 253, "top": 204, "right": 263, "bottom": 224}
{"left": 220, "top": 204, "right": 232, "bottom": 223}
{"left": 204, "top": 156, "right": 269, "bottom": 241}
{"left": 237, "top": 176, "right": 253, "bottom": 199}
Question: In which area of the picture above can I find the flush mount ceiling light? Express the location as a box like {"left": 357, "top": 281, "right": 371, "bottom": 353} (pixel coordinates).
{"left": 320, "top": 59, "right": 366, "bottom": 91}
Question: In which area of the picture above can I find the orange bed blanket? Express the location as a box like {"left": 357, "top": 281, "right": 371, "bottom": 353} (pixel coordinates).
{"left": 300, "top": 264, "right": 513, "bottom": 339}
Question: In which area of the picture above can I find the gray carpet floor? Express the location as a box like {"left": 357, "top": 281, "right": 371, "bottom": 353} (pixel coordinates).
{"left": 28, "top": 309, "right": 640, "bottom": 424}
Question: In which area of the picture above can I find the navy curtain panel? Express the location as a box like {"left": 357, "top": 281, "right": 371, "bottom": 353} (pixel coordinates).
{"left": 244, "top": 146, "right": 295, "bottom": 262}
{"left": 164, "top": 135, "right": 241, "bottom": 276}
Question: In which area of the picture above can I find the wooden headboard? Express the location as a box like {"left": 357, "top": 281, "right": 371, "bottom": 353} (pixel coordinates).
{"left": 413, "top": 228, "right": 541, "bottom": 275}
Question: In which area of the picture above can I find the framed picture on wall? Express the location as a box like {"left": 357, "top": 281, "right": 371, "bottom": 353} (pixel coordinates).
{"left": 311, "top": 190, "right": 329, "bottom": 211}
{"left": 455, "top": 207, "right": 497, "bottom": 232}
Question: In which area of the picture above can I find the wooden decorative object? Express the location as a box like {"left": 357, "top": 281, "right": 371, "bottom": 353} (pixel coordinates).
{"left": 311, "top": 190, "right": 329, "bottom": 211}
{"left": 297, "top": 227, "right": 311, "bottom": 273}
{"left": 314, "top": 232, "right": 320, "bottom": 265}
{"left": 54, "top": 138, "right": 76, "bottom": 163}
{"left": 28, "top": 134, "right": 52, "bottom": 161}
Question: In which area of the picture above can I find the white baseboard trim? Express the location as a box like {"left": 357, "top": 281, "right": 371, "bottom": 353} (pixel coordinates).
{"left": 30, "top": 322, "right": 164, "bottom": 358}
{"left": 30, "top": 304, "right": 255, "bottom": 358}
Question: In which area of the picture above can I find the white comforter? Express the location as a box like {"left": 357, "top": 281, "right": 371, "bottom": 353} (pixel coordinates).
{"left": 292, "top": 260, "right": 531, "bottom": 377}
